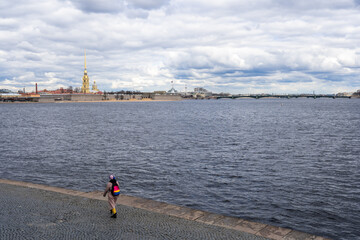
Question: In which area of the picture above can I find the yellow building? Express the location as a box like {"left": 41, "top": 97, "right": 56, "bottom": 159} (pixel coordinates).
{"left": 92, "top": 80, "right": 99, "bottom": 92}
{"left": 81, "top": 50, "right": 90, "bottom": 93}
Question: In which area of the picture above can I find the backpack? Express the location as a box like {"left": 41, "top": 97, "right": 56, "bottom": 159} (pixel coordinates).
{"left": 111, "top": 182, "right": 120, "bottom": 196}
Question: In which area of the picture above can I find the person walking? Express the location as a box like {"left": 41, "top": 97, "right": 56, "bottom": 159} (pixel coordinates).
{"left": 103, "top": 175, "right": 120, "bottom": 218}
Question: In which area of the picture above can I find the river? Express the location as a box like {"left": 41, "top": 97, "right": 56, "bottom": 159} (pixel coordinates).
{"left": 1, "top": 98, "right": 359, "bottom": 239}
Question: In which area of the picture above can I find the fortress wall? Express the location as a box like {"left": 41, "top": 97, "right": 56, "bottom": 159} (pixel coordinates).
{"left": 38, "top": 94, "right": 72, "bottom": 103}
{"left": 104, "top": 95, "right": 116, "bottom": 100}
{"left": 70, "top": 94, "right": 103, "bottom": 101}
{"left": 153, "top": 95, "right": 183, "bottom": 101}
{"left": 38, "top": 96, "right": 55, "bottom": 103}
{"left": 38, "top": 94, "right": 102, "bottom": 102}
{"left": 110, "top": 94, "right": 143, "bottom": 100}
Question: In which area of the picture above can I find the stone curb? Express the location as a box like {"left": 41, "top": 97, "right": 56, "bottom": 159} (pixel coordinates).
{"left": 0, "top": 179, "right": 330, "bottom": 240}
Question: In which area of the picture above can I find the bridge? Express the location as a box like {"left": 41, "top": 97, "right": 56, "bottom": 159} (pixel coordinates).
{"left": 216, "top": 94, "right": 352, "bottom": 99}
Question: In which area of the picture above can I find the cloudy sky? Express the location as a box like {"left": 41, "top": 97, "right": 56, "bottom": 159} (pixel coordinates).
{"left": 1, "top": 0, "right": 359, "bottom": 94}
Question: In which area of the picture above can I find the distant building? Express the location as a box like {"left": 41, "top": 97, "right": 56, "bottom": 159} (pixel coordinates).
{"left": 38, "top": 87, "right": 73, "bottom": 95}
{"left": 336, "top": 92, "right": 353, "bottom": 97}
{"left": 194, "top": 87, "right": 208, "bottom": 93}
{"left": 167, "top": 81, "right": 179, "bottom": 95}
{"left": 193, "top": 87, "right": 212, "bottom": 98}
{"left": 167, "top": 87, "right": 178, "bottom": 94}
{"left": 154, "top": 91, "right": 167, "bottom": 95}
{"left": 0, "top": 89, "right": 12, "bottom": 93}
{"left": 352, "top": 89, "right": 360, "bottom": 98}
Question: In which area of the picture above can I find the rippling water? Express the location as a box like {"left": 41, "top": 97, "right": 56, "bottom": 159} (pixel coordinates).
{"left": 1, "top": 99, "right": 359, "bottom": 239}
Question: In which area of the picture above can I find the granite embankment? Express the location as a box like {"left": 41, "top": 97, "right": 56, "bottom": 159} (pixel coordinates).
{"left": 0, "top": 179, "right": 329, "bottom": 240}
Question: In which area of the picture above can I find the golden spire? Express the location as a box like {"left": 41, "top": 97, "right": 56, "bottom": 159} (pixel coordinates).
{"left": 81, "top": 49, "right": 90, "bottom": 93}
{"left": 84, "top": 49, "right": 87, "bottom": 69}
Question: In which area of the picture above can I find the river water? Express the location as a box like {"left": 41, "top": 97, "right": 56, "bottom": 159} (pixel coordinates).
{"left": 1, "top": 99, "right": 359, "bottom": 239}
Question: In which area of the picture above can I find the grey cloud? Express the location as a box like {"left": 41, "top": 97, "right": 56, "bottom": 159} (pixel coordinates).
{"left": 25, "top": 54, "right": 42, "bottom": 61}
{"left": 166, "top": 43, "right": 360, "bottom": 90}
{"left": 0, "top": 0, "right": 63, "bottom": 18}
{"left": 274, "top": 0, "right": 355, "bottom": 9}
{"left": 171, "top": 0, "right": 358, "bottom": 20}
{"left": 70, "top": 0, "right": 124, "bottom": 13}
{"left": 126, "top": 0, "right": 169, "bottom": 10}
{"left": 68, "top": 0, "right": 168, "bottom": 14}
{"left": 0, "top": 18, "right": 19, "bottom": 30}
{"left": 17, "top": 42, "right": 40, "bottom": 53}
{"left": 125, "top": 8, "right": 149, "bottom": 18}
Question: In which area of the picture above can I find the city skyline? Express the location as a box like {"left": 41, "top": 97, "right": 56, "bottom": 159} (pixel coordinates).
{"left": 1, "top": 0, "right": 360, "bottom": 94}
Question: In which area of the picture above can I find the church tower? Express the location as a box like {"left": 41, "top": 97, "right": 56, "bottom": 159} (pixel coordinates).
{"left": 92, "top": 80, "right": 99, "bottom": 92}
{"left": 81, "top": 50, "right": 90, "bottom": 93}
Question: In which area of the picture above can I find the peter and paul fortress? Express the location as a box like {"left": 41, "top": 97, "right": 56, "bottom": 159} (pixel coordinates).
{"left": 81, "top": 50, "right": 90, "bottom": 93}
{"left": 80, "top": 50, "right": 99, "bottom": 93}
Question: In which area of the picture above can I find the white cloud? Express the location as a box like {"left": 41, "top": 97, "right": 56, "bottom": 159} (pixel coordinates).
{"left": 0, "top": 0, "right": 359, "bottom": 93}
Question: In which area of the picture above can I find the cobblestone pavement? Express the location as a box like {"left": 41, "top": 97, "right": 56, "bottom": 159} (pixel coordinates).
{"left": 0, "top": 183, "right": 269, "bottom": 240}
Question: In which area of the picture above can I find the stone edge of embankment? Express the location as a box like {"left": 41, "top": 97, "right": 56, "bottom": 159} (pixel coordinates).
{"left": 0, "top": 179, "right": 330, "bottom": 240}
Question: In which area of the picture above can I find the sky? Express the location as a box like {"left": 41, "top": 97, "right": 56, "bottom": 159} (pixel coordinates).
{"left": 0, "top": 0, "right": 360, "bottom": 94}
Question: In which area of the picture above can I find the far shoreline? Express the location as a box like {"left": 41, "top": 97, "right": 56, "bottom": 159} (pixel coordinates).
{"left": 0, "top": 96, "right": 358, "bottom": 104}
{"left": 0, "top": 99, "right": 180, "bottom": 104}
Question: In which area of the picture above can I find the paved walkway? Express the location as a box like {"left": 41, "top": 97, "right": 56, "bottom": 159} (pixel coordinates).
{"left": 0, "top": 180, "right": 328, "bottom": 240}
